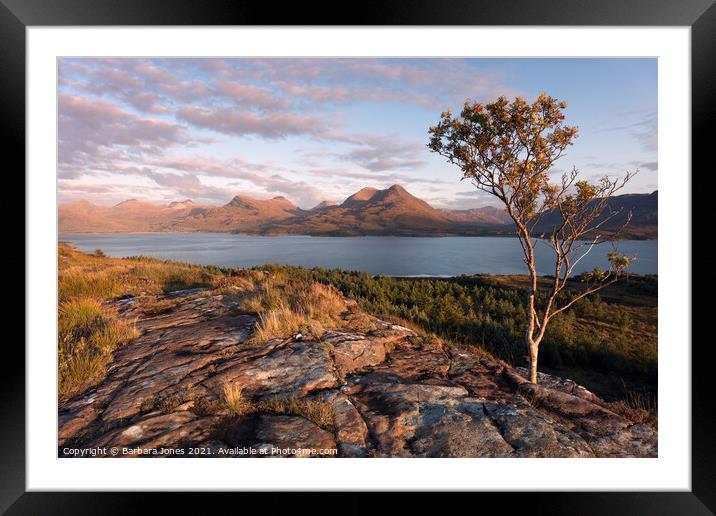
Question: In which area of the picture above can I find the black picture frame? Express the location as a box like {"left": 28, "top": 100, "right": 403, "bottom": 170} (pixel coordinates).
{"left": 4, "top": 0, "right": 709, "bottom": 512}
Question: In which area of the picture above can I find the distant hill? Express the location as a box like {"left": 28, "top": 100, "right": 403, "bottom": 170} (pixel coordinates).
{"left": 59, "top": 186, "right": 658, "bottom": 238}
{"left": 167, "top": 195, "right": 302, "bottom": 233}
{"left": 309, "top": 200, "right": 338, "bottom": 211}
{"left": 439, "top": 206, "right": 513, "bottom": 226}
{"left": 531, "top": 191, "right": 658, "bottom": 240}
{"left": 264, "top": 184, "right": 455, "bottom": 236}
{"left": 58, "top": 198, "right": 205, "bottom": 233}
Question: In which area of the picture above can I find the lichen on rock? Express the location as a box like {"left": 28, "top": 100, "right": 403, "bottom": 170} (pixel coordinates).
{"left": 58, "top": 288, "right": 657, "bottom": 458}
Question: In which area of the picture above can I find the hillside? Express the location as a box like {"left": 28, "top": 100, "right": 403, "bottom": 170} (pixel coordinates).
{"left": 532, "top": 191, "right": 658, "bottom": 240}
{"left": 168, "top": 195, "right": 302, "bottom": 233}
{"left": 59, "top": 185, "right": 658, "bottom": 238}
{"left": 58, "top": 245, "right": 656, "bottom": 458}
{"left": 263, "top": 184, "right": 457, "bottom": 236}
{"left": 58, "top": 199, "right": 204, "bottom": 233}
{"left": 439, "top": 205, "right": 513, "bottom": 225}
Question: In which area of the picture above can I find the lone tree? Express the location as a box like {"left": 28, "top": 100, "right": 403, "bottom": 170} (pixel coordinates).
{"left": 428, "top": 93, "right": 635, "bottom": 384}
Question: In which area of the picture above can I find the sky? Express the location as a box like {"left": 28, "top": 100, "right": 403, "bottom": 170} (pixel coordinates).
{"left": 57, "top": 58, "right": 657, "bottom": 209}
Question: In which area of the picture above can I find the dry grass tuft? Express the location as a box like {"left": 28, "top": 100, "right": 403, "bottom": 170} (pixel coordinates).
{"left": 223, "top": 382, "right": 255, "bottom": 416}
{"left": 139, "top": 395, "right": 185, "bottom": 414}
{"left": 253, "top": 303, "right": 325, "bottom": 343}
{"left": 605, "top": 387, "right": 658, "bottom": 428}
{"left": 56, "top": 245, "right": 365, "bottom": 402}
{"left": 190, "top": 396, "right": 226, "bottom": 416}
{"left": 219, "top": 380, "right": 334, "bottom": 430}
{"left": 57, "top": 244, "right": 230, "bottom": 400}
{"left": 255, "top": 397, "right": 334, "bottom": 431}
{"left": 134, "top": 296, "right": 202, "bottom": 316}
{"left": 58, "top": 297, "right": 138, "bottom": 400}
{"left": 246, "top": 281, "right": 348, "bottom": 342}
{"left": 211, "top": 274, "right": 254, "bottom": 295}
{"left": 58, "top": 244, "right": 217, "bottom": 303}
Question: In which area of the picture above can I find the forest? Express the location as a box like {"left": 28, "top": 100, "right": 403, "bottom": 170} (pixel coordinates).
{"left": 265, "top": 264, "right": 657, "bottom": 404}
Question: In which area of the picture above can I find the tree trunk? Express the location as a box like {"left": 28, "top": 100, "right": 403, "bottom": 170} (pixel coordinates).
{"left": 525, "top": 275, "right": 539, "bottom": 384}
{"left": 527, "top": 339, "right": 539, "bottom": 383}
{"left": 521, "top": 227, "right": 540, "bottom": 384}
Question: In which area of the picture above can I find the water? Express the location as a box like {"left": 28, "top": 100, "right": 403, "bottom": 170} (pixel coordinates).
{"left": 59, "top": 233, "right": 658, "bottom": 277}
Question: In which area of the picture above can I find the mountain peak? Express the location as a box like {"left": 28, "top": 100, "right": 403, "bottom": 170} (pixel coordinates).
{"left": 353, "top": 187, "right": 379, "bottom": 199}
{"left": 224, "top": 194, "right": 297, "bottom": 211}
{"left": 269, "top": 195, "right": 297, "bottom": 208}
{"left": 341, "top": 187, "right": 379, "bottom": 208}
{"left": 310, "top": 200, "right": 337, "bottom": 211}
{"left": 168, "top": 199, "right": 194, "bottom": 208}
{"left": 226, "top": 195, "right": 257, "bottom": 209}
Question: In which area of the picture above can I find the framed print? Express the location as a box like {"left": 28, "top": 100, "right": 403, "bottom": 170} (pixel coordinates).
{"left": 5, "top": 0, "right": 711, "bottom": 512}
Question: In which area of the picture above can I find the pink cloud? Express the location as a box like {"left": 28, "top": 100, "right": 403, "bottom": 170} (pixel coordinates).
{"left": 142, "top": 155, "right": 327, "bottom": 207}
{"left": 214, "top": 80, "right": 289, "bottom": 110}
{"left": 58, "top": 94, "right": 198, "bottom": 177}
{"left": 176, "top": 105, "right": 327, "bottom": 139}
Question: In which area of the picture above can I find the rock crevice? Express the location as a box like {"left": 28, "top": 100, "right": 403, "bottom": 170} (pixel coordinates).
{"left": 58, "top": 289, "right": 657, "bottom": 458}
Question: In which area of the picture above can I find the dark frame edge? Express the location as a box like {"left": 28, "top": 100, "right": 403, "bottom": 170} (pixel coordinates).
{"left": 0, "top": 0, "right": 715, "bottom": 26}
{"left": 691, "top": 0, "right": 716, "bottom": 512}
{"left": 0, "top": 0, "right": 26, "bottom": 514}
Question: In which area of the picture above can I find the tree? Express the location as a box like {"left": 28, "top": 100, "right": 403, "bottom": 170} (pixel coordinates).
{"left": 428, "top": 93, "right": 635, "bottom": 384}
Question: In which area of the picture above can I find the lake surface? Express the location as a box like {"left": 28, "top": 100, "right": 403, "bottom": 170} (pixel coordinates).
{"left": 59, "top": 233, "right": 658, "bottom": 277}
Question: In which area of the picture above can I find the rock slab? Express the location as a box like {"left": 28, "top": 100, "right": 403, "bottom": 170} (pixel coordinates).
{"left": 58, "top": 289, "right": 657, "bottom": 458}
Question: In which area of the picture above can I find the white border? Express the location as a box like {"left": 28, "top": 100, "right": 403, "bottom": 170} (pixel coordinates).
{"left": 27, "top": 27, "right": 690, "bottom": 491}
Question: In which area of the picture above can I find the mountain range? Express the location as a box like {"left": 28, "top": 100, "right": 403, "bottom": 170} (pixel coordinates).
{"left": 59, "top": 184, "right": 657, "bottom": 239}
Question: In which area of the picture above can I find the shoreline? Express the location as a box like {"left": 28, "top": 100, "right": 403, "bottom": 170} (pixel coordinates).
{"left": 57, "top": 242, "right": 658, "bottom": 280}
{"left": 58, "top": 231, "right": 657, "bottom": 241}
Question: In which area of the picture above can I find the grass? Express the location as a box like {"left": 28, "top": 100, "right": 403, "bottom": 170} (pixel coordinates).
{"left": 57, "top": 244, "right": 359, "bottom": 401}
{"left": 603, "top": 379, "right": 657, "bottom": 428}
{"left": 223, "top": 382, "right": 255, "bottom": 416}
{"left": 222, "top": 381, "right": 335, "bottom": 431}
{"left": 59, "top": 244, "right": 219, "bottom": 303}
{"left": 57, "top": 244, "right": 657, "bottom": 407}
{"left": 58, "top": 244, "right": 220, "bottom": 400}
{"left": 254, "top": 397, "right": 335, "bottom": 431}
{"left": 139, "top": 395, "right": 185, "bottom": 414}
{"left": 605, "top": 389, "right": 658, "bottom": 429}
{"left": 58, "top": 297, "right": 138, "bottom": 400}
{"left": 235, "top": 274, "right": 349, "bottom": 342}
{"left": 190, "top": 396, "right": 226, "bottom": 417}
{"left": 267, "top": 264, "right": 657, "bottom": 403}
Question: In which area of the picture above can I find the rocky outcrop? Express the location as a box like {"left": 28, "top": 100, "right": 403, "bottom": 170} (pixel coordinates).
{"left": 58, "top": 289, "right": 657, "bottom": 458}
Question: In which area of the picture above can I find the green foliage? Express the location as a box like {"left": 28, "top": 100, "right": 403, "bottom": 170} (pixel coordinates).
{"left": 58, "top": 297, "right": 138, "bottom": 400}
{"left": 259, "top": 264, "right": 657, "bottom": 398}
{"left": 428, "top": 93, "right": 579, "bottom": 221}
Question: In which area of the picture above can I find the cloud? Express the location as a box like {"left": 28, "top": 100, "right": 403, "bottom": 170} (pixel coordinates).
{"left": 255, "top": 59, "right": 515, "bottom": 111}
{"left": 134, "top": 169, "right": 233, "bottom": 203}
{"left": 275, "top": 82, "right": 352, "bottom": 103}
{"left": 455, "top": 190, "right": 483, "bottom": 197}
{"left": 598, "top": 110, "right": 657, "bottom": 153}
{"left": 58, "top": 94, "right": 198, "bottom": 178}
{"left": 141, "top": 155, "right": 327, "bottom": 207}
{"left": 301, "top": 134, "right": 430, "bottom": 172}
{"left": 57, "top": 177, "right": 166, "bottom": 204}
{"left": 635, "top": 161, "right": 658, "bottom": 171}
{"left": 60, "top": 58, "right": 516, "bottom": 120}
{"left": 339, "top": 138, "right": 428, "bottom": 172}
{"left": 214, "top": 80, "right": 290, "bottom": 110}
{"left": 57, "top": 57, "right": 655, "bottom": 209}
{"left": 306, "top": 167, "right": 450, "bottom": 187}
{"left": 176, "top": 106, "right": 327, "bottom": 139}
